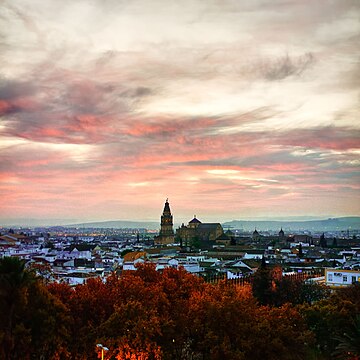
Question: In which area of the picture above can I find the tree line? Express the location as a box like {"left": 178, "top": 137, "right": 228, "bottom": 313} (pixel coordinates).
{"left": 0, "top": 257, "right": 359, "bottom": 360}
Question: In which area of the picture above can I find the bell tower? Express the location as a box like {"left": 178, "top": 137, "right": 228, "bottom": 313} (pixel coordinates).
{"left": 155, "top": 199, "right": 175, "bottom": 244}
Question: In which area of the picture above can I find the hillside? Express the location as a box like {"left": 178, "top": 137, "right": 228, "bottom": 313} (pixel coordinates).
{"left": 67, "top": 220, "right": 159, "bottom": 230}
{"left": 223, "top": 217, "right": 360, "bottom": 231}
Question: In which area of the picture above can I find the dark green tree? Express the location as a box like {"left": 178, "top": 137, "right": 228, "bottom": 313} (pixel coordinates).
{"left": 0, "top": 257, "right": 70, "bottom": 360}
{"left": 251, "top": 257, "right": 273, "bottom": 305}
{"left": 0, "top": 257, "right": 35, "bottom": 359}
{"left": 319, "top": 233, "right": 327, "bottom": 247}
{"left": 298, "top": 243, "right": 303, "bottom": 257}
{"left": 191, "top": 236, "right": 201, "bottom": 250}
{"left": 301, "top": 283, "right": 360, "bottom": 358}
{"left": 332, "top": 315, "right": 360, "bottom": 359}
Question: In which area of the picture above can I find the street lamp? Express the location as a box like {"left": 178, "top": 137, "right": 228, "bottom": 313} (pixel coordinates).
{"left": 96, "top": 344, "right": 109, "bottom": 360}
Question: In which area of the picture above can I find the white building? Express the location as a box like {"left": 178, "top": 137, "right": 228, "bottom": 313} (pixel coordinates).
{"left": 243, "top": 251, "right": 264, "bottom": 260}
{"left": 325, "top": 268, "right": 360, "bottom": 287}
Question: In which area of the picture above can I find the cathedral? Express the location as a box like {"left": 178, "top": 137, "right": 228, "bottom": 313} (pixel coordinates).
{"left": 154, "top": 199, "right": 175, "bottom": 245}
{"left": 176, "top": 216, "right": 224, "bottom": 247}
{"left": 154, "top": 199, "right": 224, "bottom": 247}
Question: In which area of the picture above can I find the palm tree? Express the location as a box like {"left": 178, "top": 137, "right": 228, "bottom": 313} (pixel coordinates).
{"left": 332, "top": 315, "right": 360, "bottom": 359}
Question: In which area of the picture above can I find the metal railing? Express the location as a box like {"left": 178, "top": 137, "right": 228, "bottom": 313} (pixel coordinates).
{"left": 203, "top": 268, "right": 325, "bottom": 287}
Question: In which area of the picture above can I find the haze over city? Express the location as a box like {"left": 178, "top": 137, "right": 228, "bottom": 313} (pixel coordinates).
{"left": 1, "top": 0, "right": 359, "bottom": 225}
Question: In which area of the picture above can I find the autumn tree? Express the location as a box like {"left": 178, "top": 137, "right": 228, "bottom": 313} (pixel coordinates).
{"left": 97, "top": 264, "right": 205, "bottom": 360}
{"left": 187, "top": 281, "right": 311, "bottom": 360}
{"left": 2, "top": 259, "right": 350, "bottom": 359}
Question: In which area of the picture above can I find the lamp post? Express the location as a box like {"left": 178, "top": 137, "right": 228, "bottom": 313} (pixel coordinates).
{"left": 96, "top": 344, "right": 109, "bottom": 360}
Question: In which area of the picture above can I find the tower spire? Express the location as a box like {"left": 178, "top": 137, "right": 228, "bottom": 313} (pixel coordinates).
{"left": 155, "top": 199, "right": 175, "bottom": 245}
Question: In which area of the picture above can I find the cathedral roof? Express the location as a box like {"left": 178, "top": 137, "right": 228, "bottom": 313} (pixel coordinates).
{"left": 197, "top": 223, "right": 221, "bottom": 231}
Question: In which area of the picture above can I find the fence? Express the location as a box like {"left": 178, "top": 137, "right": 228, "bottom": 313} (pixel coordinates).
{"left": 203, "top": 268, "right": 325, "bottom": 287}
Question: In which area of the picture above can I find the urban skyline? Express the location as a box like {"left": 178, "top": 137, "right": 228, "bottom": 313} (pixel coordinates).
{"left": 1, "top": 0, "right": 359, "bottom": 223}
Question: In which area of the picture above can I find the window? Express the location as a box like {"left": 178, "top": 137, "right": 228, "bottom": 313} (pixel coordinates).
{"left": 343, "top": 275, "right": 348, "bottom": 283}
{"left": 328, "top": 274, "right": 333, "bottom": 281}
{"left": 352, "top": 276, "right": 356, "bottom": 284}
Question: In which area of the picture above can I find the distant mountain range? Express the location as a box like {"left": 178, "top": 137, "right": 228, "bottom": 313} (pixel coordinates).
{"left": 222, "top": 217, "right": 360, "bottom": 232}
{"left": 67, "top": 220, "right": 160, "bottom": 230}
{"left": 0, "top": 218, "right": 78, "bottom": 227}
{"left": 1, "top": 217, "right": 359, "bottom": 232}
{"left": 63, "top": 216, "right": 360, "bottom": 232}
{"left": 0, "top": 218, "right": 159, "bottom": 229}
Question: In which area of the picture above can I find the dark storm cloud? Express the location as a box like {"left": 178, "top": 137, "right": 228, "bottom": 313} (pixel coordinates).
{"left": 262, "top": 53, "right": 315, "bottom": 81}
{"left": 0, "top": 78, "right": 39, "bottom": 115}
{"left": 121, "top": 87, "right": 153, "bottom": 98}
{"left": 0, "top": 78, "right": 34, "bottom": 100}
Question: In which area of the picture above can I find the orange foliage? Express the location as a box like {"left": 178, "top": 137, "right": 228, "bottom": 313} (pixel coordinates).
{"left": 26, "top": 263, "right": 357, "bottom": 359}
{"left": 114, "top": 342, "right": 162, "bottom": 360}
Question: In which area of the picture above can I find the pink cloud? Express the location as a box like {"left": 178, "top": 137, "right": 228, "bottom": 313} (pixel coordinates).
{"left": 1, "top": 72, "right": 359, "bottom": 221}
{"left": 0, "top": 97, "right": 39, "bottom": 115}
{"left": 0, "top": 100, "right": 13, "bottom": 115}
{"left": 277, "top": 127, "right": 360, "bottom": 151}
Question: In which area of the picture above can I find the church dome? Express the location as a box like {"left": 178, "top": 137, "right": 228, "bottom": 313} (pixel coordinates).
{"left": 189, "top": 216, "right": 201, "bottom": 224}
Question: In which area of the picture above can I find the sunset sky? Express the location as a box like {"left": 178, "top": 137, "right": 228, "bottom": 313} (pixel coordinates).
{"left": 0, "top": 0, "right": 359, "bottom": 224}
